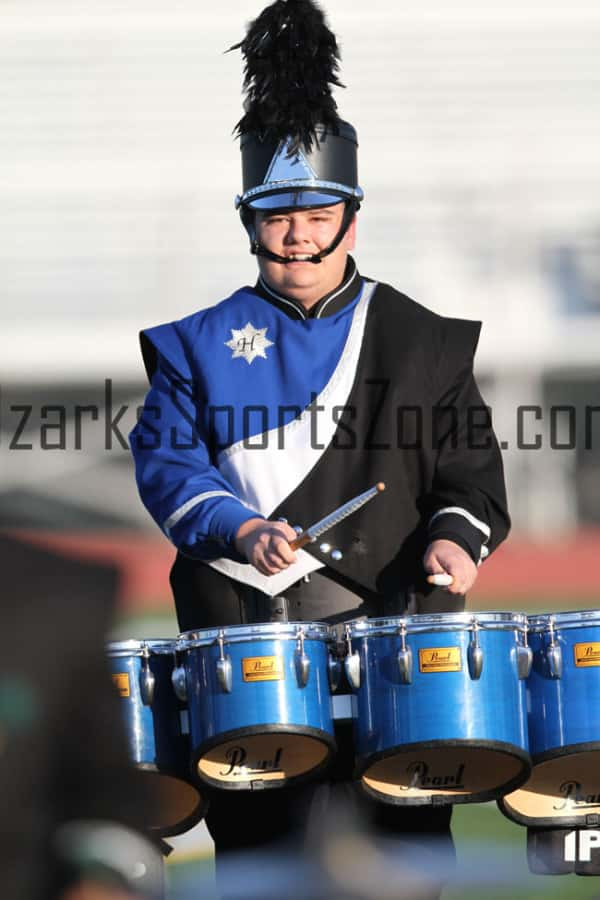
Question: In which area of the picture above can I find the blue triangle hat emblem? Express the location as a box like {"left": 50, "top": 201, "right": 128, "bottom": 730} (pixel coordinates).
{"left": 263, "top": 140, "right": 318, "bottom": 185}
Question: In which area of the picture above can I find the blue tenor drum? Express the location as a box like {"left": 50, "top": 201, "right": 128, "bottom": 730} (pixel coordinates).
{"left": 178, "top": 622, "right": 337, "bottom": 790}
{"left": 501, "top": 611, "right": 600, "bottom": 827}
{"left": 107, "top": 639, "right": 207, "bottom": 836}
{"left": 346, "top": 613, "right": 531, "bottom": 805}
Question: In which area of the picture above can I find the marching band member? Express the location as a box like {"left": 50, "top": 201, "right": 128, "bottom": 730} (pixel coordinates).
{"left": 130, "top": 1, "right": 510, "bottom": 896}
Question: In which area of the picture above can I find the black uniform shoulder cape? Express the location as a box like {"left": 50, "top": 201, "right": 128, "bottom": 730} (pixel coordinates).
{"left": 267, "top": 279, "right": 509, "bottom": 596}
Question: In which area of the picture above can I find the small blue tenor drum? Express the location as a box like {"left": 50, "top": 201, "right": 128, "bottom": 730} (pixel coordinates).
{"left": 500, "top": 611, "right": 600, "bottom": 827}
{"left": 346, "top": 613, "right": 531, "bottom": 805}
{"left": 178, "top": 622, "right": 337, "bottom": 790}
{"left": 107, "top": 639, "right": 207, "bottom": 837}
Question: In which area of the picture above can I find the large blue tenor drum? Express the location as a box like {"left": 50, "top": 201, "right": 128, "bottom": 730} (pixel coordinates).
{"left": 107, "top": 639, "right": 207, "bottom": 836}
{"left": 501, "top": 610, "right": 600, "bottom": 827}
{"left": 178, "top": 622, "right": 337, "bottom": 790}
{"left": 346, "top": 613, "right": 531, "bottom": 805}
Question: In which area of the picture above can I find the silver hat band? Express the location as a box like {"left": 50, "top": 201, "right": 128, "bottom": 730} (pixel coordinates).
{"left": 235, "top": 179, "right": 364, "bottom": 209}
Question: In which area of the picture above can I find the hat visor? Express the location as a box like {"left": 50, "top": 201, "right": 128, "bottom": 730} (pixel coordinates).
{"left": 247, "top": 190, "right": 346, "bottom": 211}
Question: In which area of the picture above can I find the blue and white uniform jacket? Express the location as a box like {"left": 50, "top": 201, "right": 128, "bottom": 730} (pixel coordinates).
{"left": 130, "top": 259, "right": 510, "bottom": 598}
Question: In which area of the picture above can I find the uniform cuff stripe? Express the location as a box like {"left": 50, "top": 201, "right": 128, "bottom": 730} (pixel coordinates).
{"left": 429, "top": 506, "right": 490, "bottom": 541}
{"left": 163, "top": 491, "right": 237, "bottom": 535}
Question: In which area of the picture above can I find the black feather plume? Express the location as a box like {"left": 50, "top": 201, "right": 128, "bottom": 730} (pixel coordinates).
{"left": 229, "top": 0, "right": 344, "bottom": 153}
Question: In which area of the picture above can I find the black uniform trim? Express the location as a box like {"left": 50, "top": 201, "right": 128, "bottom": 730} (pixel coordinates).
{"left": 140, "top": 331, "right": 159, "bottom": 383}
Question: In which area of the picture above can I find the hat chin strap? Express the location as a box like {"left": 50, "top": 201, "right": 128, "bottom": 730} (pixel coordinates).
{"left": 244, "top": 200, "right": 359, "bottom": 265}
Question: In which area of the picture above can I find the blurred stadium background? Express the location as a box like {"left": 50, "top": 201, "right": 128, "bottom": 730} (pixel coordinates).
{"left": 2, "top": 0, "right": 600, "bottom": 895}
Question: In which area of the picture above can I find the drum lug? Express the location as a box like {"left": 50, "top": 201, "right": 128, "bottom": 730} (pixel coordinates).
{"left": 328, "top": 655, "right": 342, "bottom": 691}
{"left": 344, "top": 625, "right": 361, "bottom": 690}
{"left": 139, "top": 644, "right": 155, "bottom": 705}
{"left": 295, "top": 651, "right": 311, "bottom": 687}
{"left": 468, "top": 644, "right": 484, "bottom": 680}
{"left": 216, "top": 630, "right": 233, "bottom": 693}
{"left": 171, "top": 665, "right": 187, "bottom": 702}
{"left": 295, "top": 628, "right": 310, "bottom": 687}
{"left": 545, "top": 618, "right": 563, "bottom": 679}
{"left": 216, "top": 656, "right": 233, "bottom": 693}
{"left": 516, "top": 644, "right": 533, "bottom": 680}
{"left": 397, "top": 648, "right": 413, "bottom": 684}
{"left": 344, "top": 652, "right": 361, "bottom": 691}
{"left": 468, "top": 619, "right": 483, "bottom": 680}
{"left": 397, "top": 623, "right": 412, "bottom": 684}
{"left": 546, "top": 643, "right": 563, "bottom": 679}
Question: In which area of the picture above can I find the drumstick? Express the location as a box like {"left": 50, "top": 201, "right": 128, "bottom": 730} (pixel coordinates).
{"left": 289, "top": 482, "right": 385, "bottom": 551}
{"left": 427, "top": 573, "right": 454, "bottom": 587}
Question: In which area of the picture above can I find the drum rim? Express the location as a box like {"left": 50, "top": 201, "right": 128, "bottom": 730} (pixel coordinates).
{"left": 346, "top": 611, "right": 528, "bottom": 637}
{"left": 134, "top": 764, "right": 209, "bottom": 838}
{"left": 356, "top": 738, "right": 532, "bottom": 807}
{"left": 497, "top": 794, "right": 596, "bottom": 830}
{"left": 189, "top": 723, "right": 337, "bottom": 791}
{"left": 528, "top": 610, "right": 600, "bottom": 631}
{"left": 499, "top": 742, "right": 600, "bottom": 828}
{"left": 178, "top": 621, "right": 332, "bottom": 646}
{"left": 106, "top": 638, "right": 177, "bottom": 656}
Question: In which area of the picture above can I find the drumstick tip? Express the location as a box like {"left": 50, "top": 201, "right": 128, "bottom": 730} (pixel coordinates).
{"left": 376, "top": 482, "right": 385, "bottom": 492}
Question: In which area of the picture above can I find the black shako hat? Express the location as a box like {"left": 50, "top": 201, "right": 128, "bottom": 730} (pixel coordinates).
{"left": 229, "top": 0, "right": 363, "bottom": 264}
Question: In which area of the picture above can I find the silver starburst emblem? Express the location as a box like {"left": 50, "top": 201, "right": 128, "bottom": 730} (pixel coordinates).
{"left": 225, "top": 322, "right": 274, "bottom": 365}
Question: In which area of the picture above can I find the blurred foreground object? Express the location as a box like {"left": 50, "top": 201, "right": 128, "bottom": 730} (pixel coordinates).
{"left": 201, "top": 783, "right": 454, "bottom": 899}
{"left": 0, "top": 533, "right": 163, "bottom": 900}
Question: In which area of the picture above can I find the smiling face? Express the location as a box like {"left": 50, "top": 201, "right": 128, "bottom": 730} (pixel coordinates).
{"left": 254, "top": 203, "right": 357, "bottom": 310}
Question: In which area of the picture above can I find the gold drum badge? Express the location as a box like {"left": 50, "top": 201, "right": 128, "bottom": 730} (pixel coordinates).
{"left": 242, "top": 656, "right": 284, "bottom": 683}
{"left": 418, "top": 647, "right": 462, "bottom": 674}
{"left": 112, "top": 672, "right": 130, "bottom": 697}
{"left": 574, "top": 643, "right": 600, "bottom": 668}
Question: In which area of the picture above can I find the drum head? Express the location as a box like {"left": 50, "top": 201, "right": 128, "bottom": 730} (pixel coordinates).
{"left": 193, "top": 725, "right": 335, "bottom": 790}
{"left": 134, "top": 767, "right": 207, "bottom": 838}
{"left": 359, "top": 740, "right": 531, "bottom": 806}
{"left": 500, "top": 745, "right": 600, "bottom": 826}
